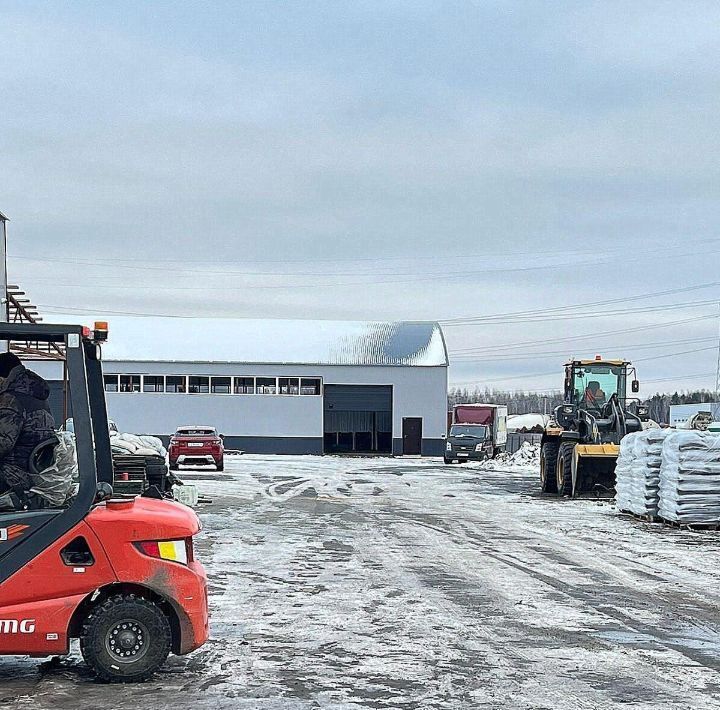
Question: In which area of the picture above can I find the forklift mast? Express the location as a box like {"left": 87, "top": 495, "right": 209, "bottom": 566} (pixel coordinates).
{"left": 0, "top": 323, "right": 113, "bottom": 585}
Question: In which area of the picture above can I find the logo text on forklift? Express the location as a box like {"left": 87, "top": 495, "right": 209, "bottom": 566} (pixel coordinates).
{"left": 0, "top": 619, "right": 35, "bottom": 634}
{"left": 0, "top": 525, "right": 30, "bottom": 542}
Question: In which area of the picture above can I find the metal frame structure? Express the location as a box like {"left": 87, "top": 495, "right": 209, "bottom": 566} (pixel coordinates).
{"left": 6, "top": 285, "right": 66, "bottom": 360}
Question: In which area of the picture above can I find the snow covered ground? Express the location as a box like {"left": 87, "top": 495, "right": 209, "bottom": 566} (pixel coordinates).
{"left": 5, "top": 453, "right": 720, "bottom": 709}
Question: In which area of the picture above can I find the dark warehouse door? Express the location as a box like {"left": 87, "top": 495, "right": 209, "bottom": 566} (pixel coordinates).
{"left": 324, "top": 385, "right": 392, "bottom": 454}
{"left": 402, "top": 417, "right": 422, "bottom": 455}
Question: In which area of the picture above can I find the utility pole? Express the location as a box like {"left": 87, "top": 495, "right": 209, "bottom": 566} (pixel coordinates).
{"left": 714, "top": 302, "right": 720, "bottom": 422}
{"left": 0, "top": 211, "right": 7, "bottom": 324}
{"left": 0, "top": 211, "right": 7, "bottom": 356}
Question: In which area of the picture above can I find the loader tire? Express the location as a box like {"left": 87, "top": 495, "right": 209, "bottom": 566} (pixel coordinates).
{"left": 80, "top": 593, "right": 172, "bottom": 683}
{"left": 556, "top": 442, "right": 575, "bottom": 497}
{"left": 540, "top": 442, "right": 559, "bottom": 494}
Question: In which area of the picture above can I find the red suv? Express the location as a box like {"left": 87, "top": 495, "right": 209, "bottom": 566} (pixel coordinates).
{"left": 169, "top": 426, "right": 224, "bottom": 471}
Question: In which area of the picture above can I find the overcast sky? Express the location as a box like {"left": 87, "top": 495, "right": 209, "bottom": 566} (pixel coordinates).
{"left": 1, "top": 0, "right": 719, "bottom": 394}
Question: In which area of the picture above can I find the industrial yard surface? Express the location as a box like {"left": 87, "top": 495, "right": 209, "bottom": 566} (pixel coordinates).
{"left": 4, "top": 454, "right": 720, "bottom": 710}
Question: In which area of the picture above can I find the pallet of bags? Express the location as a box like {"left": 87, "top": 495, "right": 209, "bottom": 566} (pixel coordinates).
{"left": 615, "top": 429, "right": 672, "bottom": 517}
{"left": 629, "top": 428, "right": 673, "bottom": 517}
{"left": 658, "top": 431, "right": 720, "bottom": 525}
{"left": 110, "top": 432, "right": 167, "bottom": 458}
{"left": 615, "top": 432, "right": 640, "bottom": 514}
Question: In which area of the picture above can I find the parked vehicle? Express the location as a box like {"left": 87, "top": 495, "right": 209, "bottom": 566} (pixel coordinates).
{"left": 169, "top": 426, "right": 224, "bottom": 471}
{"left": 444, "top": 423, "right": 493, "bottom": 463}
{"left": 451, "top": 404, "right": 508, "bottom": 457}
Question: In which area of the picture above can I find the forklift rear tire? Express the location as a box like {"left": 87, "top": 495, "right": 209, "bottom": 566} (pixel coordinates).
{"left": 80, "top": 593, "right": 172, "bottom": 683}
{"left": 540, "top": 442, "right": 559, "bottom": 494}
{"left": 216, "top": 460, "right": 224, "bottom": 472}
{"left": 443, "top": 457, "right": 454, "bottom": 464}
{"left": 556, "top": 442, "right": 575, "bottom": 497}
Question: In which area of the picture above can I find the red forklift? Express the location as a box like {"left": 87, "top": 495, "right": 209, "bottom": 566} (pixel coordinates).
{"left": 0, "top": 322, "right": 209, "bottom": 681}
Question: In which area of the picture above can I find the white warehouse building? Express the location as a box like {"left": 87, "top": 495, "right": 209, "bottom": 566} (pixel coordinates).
{"left": 669, "top": 402, "right": 720, "bottom": 427}
{"left": 36, "top": 318, "right": 449, "bottom": 457}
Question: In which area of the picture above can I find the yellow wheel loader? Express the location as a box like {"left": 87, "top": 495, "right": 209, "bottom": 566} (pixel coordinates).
{"left": 539, "top": 358, "right": 649, "bottom": 498}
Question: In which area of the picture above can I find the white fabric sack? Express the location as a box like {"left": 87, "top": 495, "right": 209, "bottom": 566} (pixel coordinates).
{"left": 658, "top": 431, "right": 720, "bottom": 524}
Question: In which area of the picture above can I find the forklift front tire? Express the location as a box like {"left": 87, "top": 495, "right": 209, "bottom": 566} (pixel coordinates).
{"left": 80, "top": 593, "right": 172, "bottom": 683}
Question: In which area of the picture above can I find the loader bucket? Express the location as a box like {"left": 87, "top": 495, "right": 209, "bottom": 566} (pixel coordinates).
{"left": 572, "top": 444, "right": 619, "bottom": 498}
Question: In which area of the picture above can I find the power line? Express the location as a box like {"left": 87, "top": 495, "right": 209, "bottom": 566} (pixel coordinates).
{"left": 450, "top": 336, "right": 718, "bottom": 362}
{"left": 12, "top": 247, "right": 720, "bottom": 288}
{"left": 12, "top": 235, "right": 720, "bottom": 267}
{"left": 8, "top": 255, "right": 635, "bottom": 288}
{"left": 449, "top": 314, "right": 718, "bottom": 356}
{"left": 633, "top": 345, "right": 719, "bottom": 363}
{"left": 451, "top": 370, "right": 718, "bottom": 389}
{"left": 643, "top": 372, "right": 717, "bottom": 384}
{"left": 441, "top": 282, "right": 720, "bottom": 326}
{"left": 450, "top": 347, "right": 718, "bottom": 388}
{"left": 446, "top": 299, "right": 720, "bottom": 326}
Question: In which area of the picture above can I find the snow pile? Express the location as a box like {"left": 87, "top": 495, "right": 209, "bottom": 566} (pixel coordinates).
{"left": 615, "top": 429, "right": 671, "bottom": 516}
{"left": 110, "top": 432, "right": 167, "bottom": 458}
{"left": 507, "top": 414, "right": 549, "bottom": 433}
{"left": 659, "top": 431, "right": 720, "bottom": 525}
{"left": 490, "top": 441, "right": 540, "bottom": 469}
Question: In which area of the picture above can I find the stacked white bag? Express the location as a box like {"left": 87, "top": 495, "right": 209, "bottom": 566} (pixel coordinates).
{"left": 614, "top": 432, "right": 639, "bottom": 514}
{"left": 658, "top": 431, "right": 720, "bottom": 524}
{"left": 615, "top": 429, "right": 671, "bottom": 516}
{"left": 110, "top": 432, "right": 167, "bottom": 458}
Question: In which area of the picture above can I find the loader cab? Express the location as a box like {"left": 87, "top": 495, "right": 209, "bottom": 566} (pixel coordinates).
{"left": 565, "top": 359, "right": 630, "bottom": 412}
{"left": 0, "top": 323, "right": 113, "bottom": 583}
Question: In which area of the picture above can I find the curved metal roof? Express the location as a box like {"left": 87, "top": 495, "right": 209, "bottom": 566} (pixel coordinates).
{"left": 73, "top": 317, "right": 448, "bottom": 367}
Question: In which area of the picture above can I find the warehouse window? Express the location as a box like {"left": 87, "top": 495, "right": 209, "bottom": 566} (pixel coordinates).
{"left": 104, "top": 375, "right": 119, "bottom": 392}
{"left": 211, "top": 377, "right": 232, "bottom": 394}
{"left": 234, "top": 377, "right": 255, "bottom": 394}
{"left": 279, "top": 377, "right": 300, "bottom": 395}
{"left": 188, "top": 376, "right": 210, "bottom": 394}
{"left": 166, "top": 375, "right": 187, "bottom": 393}
{"left": 300, "top": 378, "right": 321, "bottom": 395}
{"left": 119, "top": 375, "right": 141, "bottom": 393}
{"left": 143, "top": 375, "right": 165, "bottom": 393}
{"left": 256, "top": 377, "right": 277, "bottom": 394}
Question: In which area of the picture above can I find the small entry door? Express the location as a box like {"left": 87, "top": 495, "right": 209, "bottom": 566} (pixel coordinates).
{"left": 402, "top": 417, "right": 422, "bottom": 455}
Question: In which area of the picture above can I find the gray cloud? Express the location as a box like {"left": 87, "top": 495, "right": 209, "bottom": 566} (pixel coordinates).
{"left": 1, "top": 0, "right": 718, "bottom": 394}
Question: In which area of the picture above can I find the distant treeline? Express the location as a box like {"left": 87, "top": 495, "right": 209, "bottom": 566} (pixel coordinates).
{"left": 643, "top": 390, "right": 718, "bottom": 424}
{"left": 447, "top": 387, "right": 718, "bottom": 424}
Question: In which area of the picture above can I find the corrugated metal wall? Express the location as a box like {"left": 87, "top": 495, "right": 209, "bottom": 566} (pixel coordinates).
{"left": 506, "top": 432, "right": 542, "bottom": 453}
{"left": 323, "top": 385, "right": 393, "bottom": 453}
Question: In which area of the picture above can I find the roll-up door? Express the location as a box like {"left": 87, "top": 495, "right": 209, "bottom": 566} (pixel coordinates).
{"left": 324, "top": 385, "right": 392, "bottom": 454}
